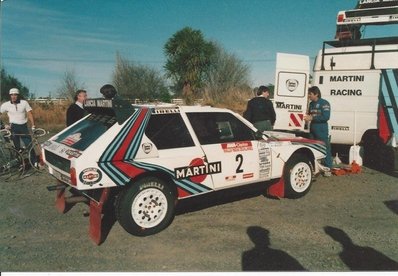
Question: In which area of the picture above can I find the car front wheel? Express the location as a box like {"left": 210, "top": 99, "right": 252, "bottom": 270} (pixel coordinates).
{"left": 116, "top": 177, "right": 176, "bottom": 236}
{"left": 283, "top": 154, "right": 313, "bottom": 198}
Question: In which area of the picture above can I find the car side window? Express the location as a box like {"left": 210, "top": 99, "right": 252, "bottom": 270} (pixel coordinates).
{"left": 187, "top": 112, "right": 255, "bottom": 145}
{"left": 145, "top": 113, "right": 194, "bottom": 149}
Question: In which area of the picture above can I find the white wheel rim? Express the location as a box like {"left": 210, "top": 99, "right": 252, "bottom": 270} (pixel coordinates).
{"left": 289, "top": 162, "right": 312, "bottom": 193}
{"left": 131, "top": 188, "right": 168, "bottom": 228}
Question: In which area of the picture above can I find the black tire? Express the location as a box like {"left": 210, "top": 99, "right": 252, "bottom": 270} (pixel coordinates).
{"left": 28, "top": 140, "right": 46, "bottom": 173}
{"left": 115, "top": 177, "right": 176, "bottom": 236}
{"left": 0, "top": 146, "right": 25, "bottom": 179}
{"left": 283, "top": 154, "right": 313, "bottom": 199}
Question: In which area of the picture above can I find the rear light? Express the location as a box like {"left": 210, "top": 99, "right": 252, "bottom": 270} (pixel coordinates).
{"left": 337, "top": 13, "right": 345, "bottom": 23}
{"left": 70, "top": 167, "right": 77, "bottom": 186}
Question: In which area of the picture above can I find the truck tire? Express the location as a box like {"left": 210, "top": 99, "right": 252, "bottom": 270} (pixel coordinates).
{"left": 116, "top": 177, "right": 176, "bottom": 236}
{"left": 283, "top": 154, "right": 313, "bottom": 199}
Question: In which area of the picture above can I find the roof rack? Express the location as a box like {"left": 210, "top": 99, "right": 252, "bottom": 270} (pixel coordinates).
{"left": 320, "top": 36, "right": 398, "bottom": 70}
{"left": 325, "top": 36, "right": 398, "bottom": 47}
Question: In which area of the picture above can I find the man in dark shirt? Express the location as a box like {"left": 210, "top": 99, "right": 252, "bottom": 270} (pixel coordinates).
{"left": 243, "top": 86, "right": 276, "bottom": 131}
{"left": 66, "top": 89, "right": 87, "bottom": 126}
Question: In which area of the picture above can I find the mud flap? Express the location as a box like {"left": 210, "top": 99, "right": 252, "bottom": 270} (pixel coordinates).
{"left": 267, "top": 177, "right": 285, "bottom": 198}
{"left": 89, "top": 188, "right": 110, "bottom": 245}
{"left": 55, "top": 188, "right": 67, "bottom": 213}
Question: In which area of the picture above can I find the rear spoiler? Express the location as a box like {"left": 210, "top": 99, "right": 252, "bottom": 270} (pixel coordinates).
{"left": 84, "top": 97, "right": 135, "bottom": 124}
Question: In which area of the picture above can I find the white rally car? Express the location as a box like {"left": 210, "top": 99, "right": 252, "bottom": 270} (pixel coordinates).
{"left": 42, "top": 98, "right": 326, "bottom": 243}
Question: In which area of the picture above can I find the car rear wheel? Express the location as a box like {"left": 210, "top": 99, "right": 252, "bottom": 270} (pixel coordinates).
{"left": 116, "top": 177, "right": 176, "bottom": 236}
{"left": 283, "top": 154, "right": 313, "bottom": 198}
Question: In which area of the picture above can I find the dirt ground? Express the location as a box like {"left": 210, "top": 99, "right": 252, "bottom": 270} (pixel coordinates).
{"left": 0, "top": 165, "right": 397, "bottom": 272}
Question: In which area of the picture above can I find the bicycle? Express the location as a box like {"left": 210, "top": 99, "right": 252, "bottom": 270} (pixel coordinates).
{"left": 0, "top": 128, "right": 25, "bottom": 179}
{"left": 0, "top": 127, "right": 48, "bottom": 179}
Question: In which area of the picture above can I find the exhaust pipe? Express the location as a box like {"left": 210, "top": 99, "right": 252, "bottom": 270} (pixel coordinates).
{"left": 65, "top": 196, "right": 89, "bottom": 204}
{"left": 47, "top": 184, "right": 67, "bottom": 191}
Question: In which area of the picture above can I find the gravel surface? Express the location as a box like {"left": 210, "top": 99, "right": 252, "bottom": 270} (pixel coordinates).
{"left": 0, "top": 166, "right": 397, "bottom": 272}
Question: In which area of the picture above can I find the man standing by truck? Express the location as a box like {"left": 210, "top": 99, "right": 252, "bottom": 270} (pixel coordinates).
{"left": 244, "top": 86, "right": 276, "bottom": 132}
{"left": 304, "top": 86, "right": 333, "bottom": 175}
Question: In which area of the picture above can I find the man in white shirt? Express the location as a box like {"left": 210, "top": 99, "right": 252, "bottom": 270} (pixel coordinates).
{"left": 0, "top": 88, "right": 37, "bottom": 164}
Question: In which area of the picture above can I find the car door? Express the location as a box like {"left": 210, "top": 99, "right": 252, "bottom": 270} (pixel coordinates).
{"left": 186, "top": 111, "right": 272, "bottom": 189}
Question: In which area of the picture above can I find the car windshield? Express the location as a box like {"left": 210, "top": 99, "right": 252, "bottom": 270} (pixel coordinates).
{"left": 54, "top": 114, "right": 117, "bottom": 151}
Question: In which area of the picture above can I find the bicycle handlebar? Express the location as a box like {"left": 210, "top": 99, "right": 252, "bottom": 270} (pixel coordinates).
{"left": 32, "top": 128, "right": 48, "bottom": 137}
{"left": 0, "top": 128, "right": 48, "bottom": 138}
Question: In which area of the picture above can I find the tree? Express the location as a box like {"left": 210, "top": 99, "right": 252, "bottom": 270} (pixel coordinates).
{"left": 164, "top": 27, "right": 216, "bottom": 102}
{"left": 113, "top": 54, "right": 169, "bottom": 102}
{"left": 203, "top": 45, "right": 251, "bottom": 104}
{"left": 0, "top": 68, "right": 30, "bottom": 101}
{"left": 56, "top": 69, "right": 84, "bottom": 102}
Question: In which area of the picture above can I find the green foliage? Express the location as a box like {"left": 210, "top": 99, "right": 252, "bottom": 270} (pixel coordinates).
{"left": 56, "top": 69, "right": 84, "bottom": 102}
{"left": 113, "top": 54, "right": 169, "bottom": 102}
{"left": 0, "top": 68, "right": 30, "bottom": 101}
{"left": 203, "top": 45, "right": 251, "bottom": 103}
{"left": 164, "top": 27, "right": 216, "bottom": 97}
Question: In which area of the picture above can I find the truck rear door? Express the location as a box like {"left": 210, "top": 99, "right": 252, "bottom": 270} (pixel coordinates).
{"left": 273, "top": 53, "right": 310, "bottom": 132}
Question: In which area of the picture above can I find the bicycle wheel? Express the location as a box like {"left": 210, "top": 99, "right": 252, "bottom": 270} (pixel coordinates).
{"left": 28, "top": 140, "right": 46, "bottom": 173}
{"left": 0, "top": 146, "right": 25, "bottom": 179}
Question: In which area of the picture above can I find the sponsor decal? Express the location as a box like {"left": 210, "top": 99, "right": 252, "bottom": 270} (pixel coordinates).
{"left": 358, "top": 0, "right": 398, "bottom": 9}
{"left": 174, "top": 158, "right": 222, "bottom": 183}
{"left": 243, "top": 173, "right": 254, "bottom": 179}
{"left": 43, "top": 141, "right": 61, "bottom": 151}
{"left": 65, "top": 149, "right": 82, "bottom": 159}
{"left": 222, "top": 141, "right": 253, "bottom": 153}
{"left": 258, "top": 142, "right": 271, "bottom": 179}
{"left": 225, "top": 175, "right": 237, "bottom": 181}
{"left": 53, "top": 169, "right": 71, "bottom": 184}
{"left": 142, "top": 143, "right": 153, "bottom": 154}
{"left": 61, "top": 133, "right": 81, "bottom": 146}
{"left": 79, "top": 167, "right": 102, "bottom": 185}
{"left": 152, "top": 107, "right": 180, "bottom": 114}
{"left": 289, "top": 113, "right": 304, "bottom": 128}
{"left": 42, "top": 141, "right": 52, "bottom": 147}
{"left": 330, "top": 89, "right": 362, "bottom": 96}
{"left": 84, "top": 99, "right": 113, "bottom": 108}
{"left": 275, "top": 101, "right": 303, "bottom": 111}
{"left": 286, "top": 79, "right": 299, "bottom": 92}
{"left": 330, "top": 75, "right": 364, "bottom": 82}
{"left": 332, "top": 126, "right": 350, "bottom": 131}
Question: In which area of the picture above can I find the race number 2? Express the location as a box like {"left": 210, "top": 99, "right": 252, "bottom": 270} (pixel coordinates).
{"left": 236, "top": 154, "right": 243, "bottom": 173}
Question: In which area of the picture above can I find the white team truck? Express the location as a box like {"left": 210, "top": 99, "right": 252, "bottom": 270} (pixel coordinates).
{"left": 273, "top": 36, "right": 398, "bottom": 173}
{"left": 42, "top": 98, "right": 326, "bottom": 244}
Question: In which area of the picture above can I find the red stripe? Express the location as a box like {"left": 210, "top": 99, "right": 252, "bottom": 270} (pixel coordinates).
{"left": 177, "top": 187, "right": 191, "bottom": 198}
{"left": 277, "top": 138, "right": 324, "bottom": 145}
{"left": 111, "top": 161, "right": 145, "bottom": 178}
{"left": 290, "top": 113, "right": 301, "bottom": 127}
{"left": 378, "top": 104, "right": 391, "bottom": 144}
{"left": 113, "top": 108, "right": 148, "bottom": 161}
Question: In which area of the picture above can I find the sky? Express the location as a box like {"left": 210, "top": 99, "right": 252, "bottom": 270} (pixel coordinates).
{"left": 1, "top": 0, "right": 397, "bottom": 98}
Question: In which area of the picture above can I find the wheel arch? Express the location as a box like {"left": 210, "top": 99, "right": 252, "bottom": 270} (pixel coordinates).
{"left": 290, "top": 147, "right": 315, "bottom": 170}
{"left": 126, "top": 170, "right": 178, "bottom": 198}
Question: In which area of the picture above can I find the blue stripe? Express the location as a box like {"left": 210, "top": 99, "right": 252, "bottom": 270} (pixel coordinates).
{"left": 131, "top": 161, "right": 212, "bottom": 194}
{"left": 381, "top": 70, "right": 398, "bottom": 134}
{"left": 291, "top": 142, "right": 326, "bottom": 155}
